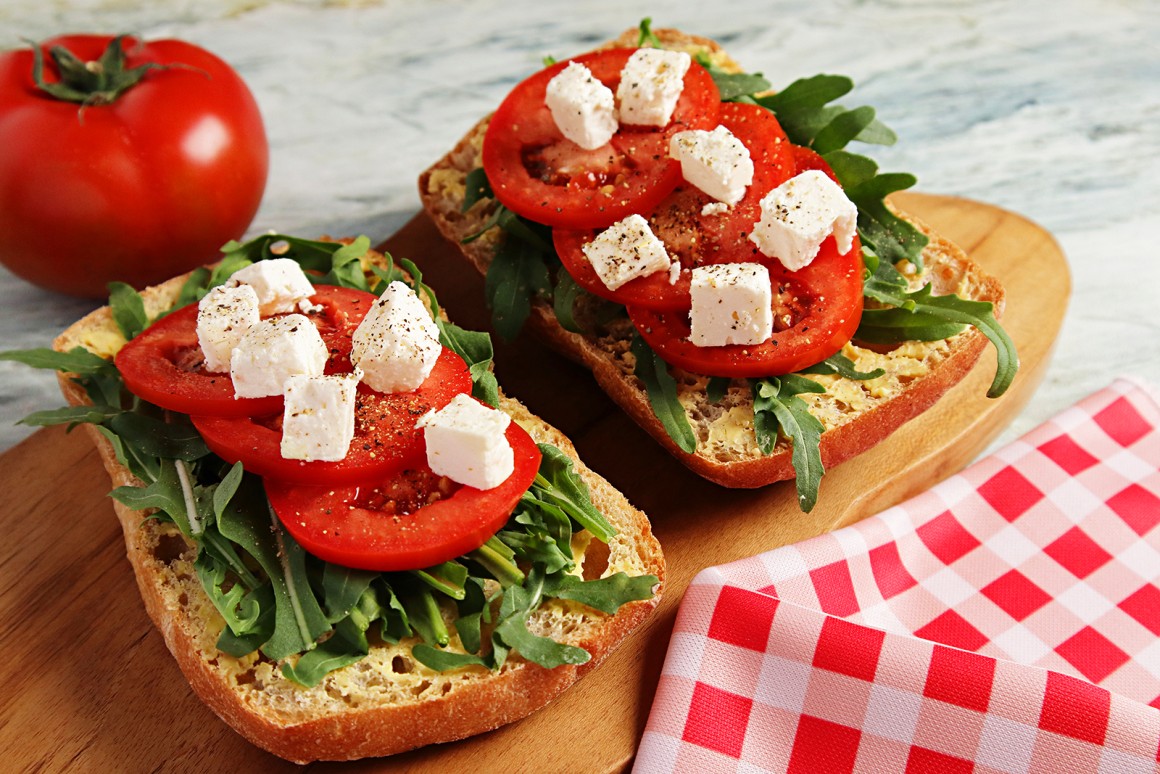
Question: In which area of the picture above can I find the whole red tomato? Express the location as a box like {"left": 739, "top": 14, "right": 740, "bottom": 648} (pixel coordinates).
{"left": 0, "top": 34, "right": 268, "bottom": 297}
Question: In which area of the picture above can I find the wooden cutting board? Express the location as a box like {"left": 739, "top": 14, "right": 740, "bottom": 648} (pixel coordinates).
{"left": 0, "top": 193, "right": 1068, "bottom": 773}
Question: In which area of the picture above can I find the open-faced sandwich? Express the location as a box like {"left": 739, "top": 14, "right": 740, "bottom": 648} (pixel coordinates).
{"left": 419, "top": 21, "right": 1019, "bottom": 510}
{"left": 5, "top": 236, "right": 663, "bottom": 763}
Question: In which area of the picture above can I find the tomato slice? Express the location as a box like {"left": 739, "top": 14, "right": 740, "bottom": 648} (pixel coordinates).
{"left": 482, "top": 48, "right": 720, "bottom": 230}
{"left": 191, "top": 347, "right": 471, "bottom": 485}
{"left": 552, "top": 102, "right": 797, "bottom": 310}
{"left": 114, "top": 284, "right": 377, "bottom": 416}
{"left": 627, "top": 234, "right": 865, "bottom": 377}
{"left": 266, "top": 420, "right": 542, "bottom": 572}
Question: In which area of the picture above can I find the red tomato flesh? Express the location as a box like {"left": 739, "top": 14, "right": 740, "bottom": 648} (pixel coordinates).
{"left": 553, "top": 102, "right": 796, "bottom": 311}
{"left": 267, "top": 420, "right": 542, "bottom": 572}
{"left": 114, "top": 285, "right": 376, "bottom": 417}
{"left": 482, "top": 48, "right": 720, "bottom": 230}
{"left": 627, "top": 234, "right": 865, "bottom": 377}
{"left": 192, "top": 347, "right": 472, "bottom": 486}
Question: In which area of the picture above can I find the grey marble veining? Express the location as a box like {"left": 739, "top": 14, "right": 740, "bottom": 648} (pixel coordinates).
{"left": 1, "top": 0, "right": 1157, "bottom": 454}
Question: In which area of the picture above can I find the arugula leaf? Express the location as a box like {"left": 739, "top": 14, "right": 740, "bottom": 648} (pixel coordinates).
{"left": 751, "top": 377, "right": 826, "bottom": 512}
{"left": 532, "top": 443, "right": 616, "bottom": 542}
{"left": 216, "top": 482, "right": 330, "bottom": 661}
{"left": 412, "top": 644, "right": 490, "bottom": 672}
{"left": 493, "top": 571, "right": 590, "bottom": 668}
{"left": 321, "top": 563, "right": 379, "bottom": 624}
{"left": 436, "top": 320, "right": 500, "bottom": 408}
{"left": 18, "top": 404, "right": 119, "bottom": 428}
{"left": 283, "top": 588, "right": 382, "bottom": 687}
{"left": 484, "top": 234, "right": 552, "bottom": 341}
{"left": 859, "top": 283, "right": 1018, "bottom": 397}
{"left": 706, "top": 376, "right": 731, "bottom": 403}
{"left": 215, "top": 584, "right": 275, "bottom": 657}
{"left": 543, "top": 572, "right": 659, "bottom": 615}
{"left": 630, "top": 334, "right": 697, "bottom": 454}
{"left": 552, "top": 269, "right": 585, "bottom": 333}
{"left": 637, "top": 16, "right": 662, "bottom": 48}
{"left": 105, "top": 412, "right": 209, "bottom": 462}
{"left": 800, "top": 352, "right": 885, "bottom": 380}
{"left": 453, "top": 576, "right": 489, "bottom": 653}
{"left": 0, "top": 346, "right": 114, "bottom": 375}
{"left": 107, "top": 281, "right": 149, "bottom": 340}
{"left": 462, "top": 166, "right": 493, "bottom": 212}
{"left": 825, "top": 151, "right": 927, "bottom": 268}
{"left": 195, "top": 549, "right": 263, "bottom": 636}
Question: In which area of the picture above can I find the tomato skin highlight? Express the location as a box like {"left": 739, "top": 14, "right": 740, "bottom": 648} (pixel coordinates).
{"left": 267, "top": 421, "right": 542, "bottom": 572}
{"left": 627, "top": 234, "right": 865, "bottom": 378}
{"left": 114, "top": 285, "right": 376, "bottom": 417}
{"left": 482, "top": 48, "right": 720, "bottom": 230}
{"left": 0, "top": 35, "right": 268, "bottom": 297}
{"left": 193, "top": 347, "right": 472, "bottom": 486}
{"left": 552, "top": 102, "right": 796, "bottom": 311}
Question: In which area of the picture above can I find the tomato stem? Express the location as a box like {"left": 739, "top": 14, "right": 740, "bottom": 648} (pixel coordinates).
{"left": 27, "top": 35, "right": 177, "bottom": 106}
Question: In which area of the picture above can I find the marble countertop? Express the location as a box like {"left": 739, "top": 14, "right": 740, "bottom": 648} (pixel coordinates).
{"left": 1, "top": 0, "right": 1157, "bottom": 456}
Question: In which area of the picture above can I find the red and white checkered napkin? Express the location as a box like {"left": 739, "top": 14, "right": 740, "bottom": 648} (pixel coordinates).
{"left": 635, "top": 379, "right": 1160, "bottom": 773}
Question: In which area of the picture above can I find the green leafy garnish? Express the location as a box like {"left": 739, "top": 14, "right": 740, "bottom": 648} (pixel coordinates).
{"left": 484, "top": 233, "right": 553, "bottom": 341}
{"left": 637, "top": 17, "right": 662, "bottom": 48}
{"left": 107, "top": 281, "right": 149, "bottom": 340}
{"left": 752, "top": 376, "right": 826, "bottom": 512}
{"left": 631, "top": 334, "right": 697, "bottom": 454}
{"left": 800, "top": 352, "right": 885, "bottom": 381}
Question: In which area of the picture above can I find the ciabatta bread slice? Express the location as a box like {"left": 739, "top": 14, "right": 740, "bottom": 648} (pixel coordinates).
{"left": 51, "top": 253, "right": 664, "bottom": 764}
{"left": 418, "top": 27, "right": 1004, "bottom": 489}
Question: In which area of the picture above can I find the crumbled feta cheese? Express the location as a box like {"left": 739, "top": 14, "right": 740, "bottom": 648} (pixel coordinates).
{"left": 350, "top": 281, "right": 441, "bottom": 393}
{"left": 701, "top": 201, "right": 730, "bottom": 217}
{"left": 617, "top": 48, "right": 691, "bottom": 127}
{"left": 226, "top": 258, "right": 316, "bottom": 316}
{"left": 748, "top": 170, "right": 858, "bottom": 272}
{"left": 545, "top": 61, "right": 618, "bottom": 150}
{"left": 418, "top": 394, "right": 514, "bottom": 490}
{"left": 669, "top": 125, "right": 754, "bottom": 205}
{"left": 689, "top": 263, "right": 774, "bottom": 347}
{"left": 196, "top": 284, "right": 260, "bottom": 373}
{"left": 280, "top": 372, "right": 360, "bottom": 462}
{"left": 230, "top": 314, "right": 328, "bottom": 398}
{"left": 668, "top": 260, "right": 681, "bottom": 285}
{"left": 582, "top": 214, "right": 672, "bottom": 290}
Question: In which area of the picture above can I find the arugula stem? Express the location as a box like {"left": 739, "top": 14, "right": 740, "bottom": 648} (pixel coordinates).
{"left": 470, "top": 539, "right": 526, "bottom": 587}
{"left": 418, "top": 588, "right": 451, "bottom": 647}
{"left": 268, "top": 504, "right": 315, "bottom": 651}
{"left": 173, "top": 459, "right": 203, "bottom": 537}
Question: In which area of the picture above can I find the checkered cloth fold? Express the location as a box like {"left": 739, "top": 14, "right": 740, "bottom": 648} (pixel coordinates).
{"left": 635, "top": 379, "right": 1160, "bottom": 773}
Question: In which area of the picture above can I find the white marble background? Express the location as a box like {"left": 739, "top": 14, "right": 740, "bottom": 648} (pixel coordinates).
{"left": 1, "top": 0, "right": 1158, "bottom": 454}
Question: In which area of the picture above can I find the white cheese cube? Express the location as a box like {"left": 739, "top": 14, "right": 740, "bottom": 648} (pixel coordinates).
{"left": 669, "top": 125, "right": 754, "bottom": 205}
{"left": 227, "top": 258, "right": 316, "bottom": 315}
{"left": 418, "top": 394, "right": 514, "bottom": 490}
{"left": 748, "top": 170, "right": 858, "bottom": 272}
{"left": 350, "top": 281, "right": 441, "bottom": 393}
{"left": 689, "top": 263, "right": 774, "bottom": 347}
{"left": 230, "top": 314, "right": 328, "bottom": 398}
{"left": 196, "top": 284, "right": 260, "bottom": 373}
{"left": 582, "top": 214, "right": 672, "bottom": 291}
{"left": 545, "top": 61, "right": 618, "bottom": 150}
{"left": 280, "top": 372, "right": 359, "bottom": 462}
{"left": 616, "top": 48, "right": 691, "bottom": 127}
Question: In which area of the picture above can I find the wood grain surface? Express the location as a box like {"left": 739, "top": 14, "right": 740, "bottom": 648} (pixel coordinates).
{"left": 0, "top": 193, "right": 1069, "bottom": 773}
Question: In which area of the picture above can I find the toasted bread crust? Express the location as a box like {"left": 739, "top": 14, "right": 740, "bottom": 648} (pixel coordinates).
{"left": 418, "top": 28, "right": 1005, "bottom": 489}
{"left": 53, "top": 257, "right": 664, "bottom": 763}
